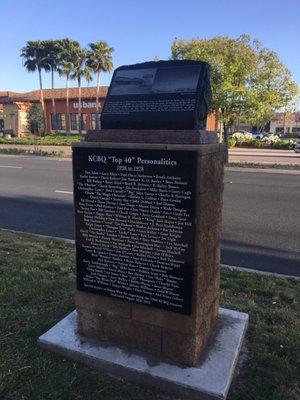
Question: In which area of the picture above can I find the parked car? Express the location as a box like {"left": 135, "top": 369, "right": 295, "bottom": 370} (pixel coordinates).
{"left": 251, "top": 130, "right": 264, "bottom": 139}
{"left": 294, "top": 138, "right": 300, "bottom": 153}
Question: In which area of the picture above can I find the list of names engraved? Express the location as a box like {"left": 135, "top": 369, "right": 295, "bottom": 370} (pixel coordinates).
{"left": 73, "top": 147, "right": 197, "bottom": 314}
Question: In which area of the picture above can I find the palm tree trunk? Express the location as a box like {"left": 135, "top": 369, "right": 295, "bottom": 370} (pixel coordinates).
{"left": 51, "top": 67, "right": 56, "bottom": 132}
{"left": 66, "top": 75, "right": 70, "bottom": 134}
{"left": 96, "top": 70, "right": 100, "bottom": 130}
{"left": 38, "top": 67, "right": 47, "bottom": 136}
{"left": 78, "top": 77, "right": 82, "bottom": 134}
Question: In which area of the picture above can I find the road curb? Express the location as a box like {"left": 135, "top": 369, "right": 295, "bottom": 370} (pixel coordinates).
{"left": 221, "top": 263, "right": 299, "bottom": 279}
{"left": 1, "top": 228, "right": 298, "bottom": 279}
{"left": 0, "top": 228, "right": 75, "bottom": 244}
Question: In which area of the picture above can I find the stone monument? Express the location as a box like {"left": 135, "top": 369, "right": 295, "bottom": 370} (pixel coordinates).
{"left": 39, "top": 60, "right": 248, "bottom": 400}
{"left": 101, "top": 60, "right": 211, "bottom": 130}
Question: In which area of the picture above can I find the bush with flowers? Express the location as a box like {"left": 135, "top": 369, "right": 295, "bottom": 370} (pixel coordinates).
{"left": 261, "top": 134, "right": 280, "bottom": 145}
{"left": 227, "top": 132, "right": 295, "bottom": 149}
{"left": 232, "top": 132, "right": 254, "bottom": 144}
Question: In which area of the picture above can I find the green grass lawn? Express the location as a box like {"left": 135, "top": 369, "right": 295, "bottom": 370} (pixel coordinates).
{"left": 0, "top": 230, "right": 299, "bottom": 400}
{"left": 0, "top": 134, "right": 84, "bottom": 146}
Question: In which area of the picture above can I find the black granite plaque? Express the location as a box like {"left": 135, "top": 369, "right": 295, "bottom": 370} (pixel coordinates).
{"left": 73, "top": 146, "right": 197, "bottom": 314}
{"left": 101, "top": 60, "right": 211, "bottom": 130}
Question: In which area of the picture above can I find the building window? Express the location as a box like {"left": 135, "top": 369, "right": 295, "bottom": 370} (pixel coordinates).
{"left": 91, "top": 113, "right": 101, "bottom": 129}
{"left": 70, "top": 114, "right": 78, "bottom": 131}
{"left": 51, "top": 114, "right": 66, "bottom": 131}
{"left": 292, "top": 127, "right": 300, "bottom": 133}
{"left": 275, "top": 127, "right": 284, "bottom": 133}
{"left": 81, "top": 114, "right": 87, "bottom": 130}
{"left": 70, "top": 113, "right": 87, "bottom": 131}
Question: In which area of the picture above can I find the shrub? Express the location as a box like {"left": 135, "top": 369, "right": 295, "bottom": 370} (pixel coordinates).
{"left": 27, "top": 103, "right": 45, "bottom": 134}
{"left": 288, "top": 139, "right": 296, "bottom": 147}
{"left": 251, "top": 140, "right": 265, "bottom": 148}
{"left": 232, "top": 132, "right": 254, "bottom": 145}
{"left": 3, "top": 129, "right": 15, "bottom": 137}
{"left": 272, "top": 140, "right": 295, "bottom": 150}
{"left": 261, "top": 134, "right": 280, "bottom": 145}
{"left": 229, "top": 134, "right": 294, "bottom": 150}
{"left": 228, "top": 137, "right": 237, "bottom": 148}
{"left": 0, "top": 133, "right": 84, "bottom": 146}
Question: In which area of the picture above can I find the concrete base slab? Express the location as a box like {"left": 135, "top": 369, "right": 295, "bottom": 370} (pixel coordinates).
{"left": 38, "top": 308, "right": 248, "bottom": 400}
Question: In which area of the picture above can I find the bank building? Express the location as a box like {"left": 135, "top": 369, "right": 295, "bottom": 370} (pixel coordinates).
{"left": 0, "top": 87, "right": 218, "bottom": 136}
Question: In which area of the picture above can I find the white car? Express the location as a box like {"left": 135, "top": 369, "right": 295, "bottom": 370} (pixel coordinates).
{"left": 251, "top": 131, "right": 264, "bottom": 139}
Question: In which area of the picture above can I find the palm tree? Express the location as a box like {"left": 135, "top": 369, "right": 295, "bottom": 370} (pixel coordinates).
{"left": 57, "top": 39, "right": 80, "bottom": 133}
{"left": 87, "top": 41, "right": 114, "bottom": 129}
{"left": 71, "top": 48, "right": 92, "bottom": 134}
{"left": 21, "top": 40, "right": 49, "bottom": 133}
{"left": 44, "top": 40, "right": 61, "bottom": 131}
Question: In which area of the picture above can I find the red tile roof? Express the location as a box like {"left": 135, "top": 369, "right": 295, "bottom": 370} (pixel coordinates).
{"left": 0, "top": 86, "right": 108, "bottom": 103}
{"left": 0, "top": 91, "right": 24, "bottom": 98}
{"left": 26, "top": 86, "right": 108, "bottom": 101}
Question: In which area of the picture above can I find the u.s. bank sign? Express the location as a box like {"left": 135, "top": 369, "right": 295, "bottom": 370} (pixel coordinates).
{"left": 73, "top": 101, "right": 102, "bottom": 109}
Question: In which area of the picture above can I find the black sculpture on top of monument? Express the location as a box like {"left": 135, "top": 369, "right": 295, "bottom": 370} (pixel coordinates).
{"left": 101, "top": 60, "right": 211, "bottom": 130}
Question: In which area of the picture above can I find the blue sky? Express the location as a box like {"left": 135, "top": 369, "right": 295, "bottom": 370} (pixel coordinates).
{"left": 0, "top": 0, "right": 299, "bottom": 93}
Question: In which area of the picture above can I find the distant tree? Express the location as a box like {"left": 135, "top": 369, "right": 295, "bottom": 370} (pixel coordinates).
{"left": 21, "top": 40, "right": 50, "bottom": 131}
{"left": 27, "top": 103, "right": 45, "bottom": 134}
{"left": 171, "top": 35, "right": 298, "bottom": 161}
{"left": 71, "top": 48, "right": 93, "bottom": 133}
{"left": 57, "top": 38, "right": 80, "bottom": 133}
{"left": 87, "top": 41, "right": 114, "bottom": 129}
{"left": 242, "top": 48, "right": 298, "bottom": 130}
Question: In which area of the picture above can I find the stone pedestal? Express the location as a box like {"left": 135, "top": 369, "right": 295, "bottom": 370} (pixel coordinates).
{"left": 74, "top": 130, "right": 225, "bottom": 367}
{"left": 38, "top": 308, "right": 249, "bottom": 400}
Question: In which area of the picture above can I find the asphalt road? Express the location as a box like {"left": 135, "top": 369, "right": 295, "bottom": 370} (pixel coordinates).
{"left": 0, "top": 154, "right": 299, "bottom": 276}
